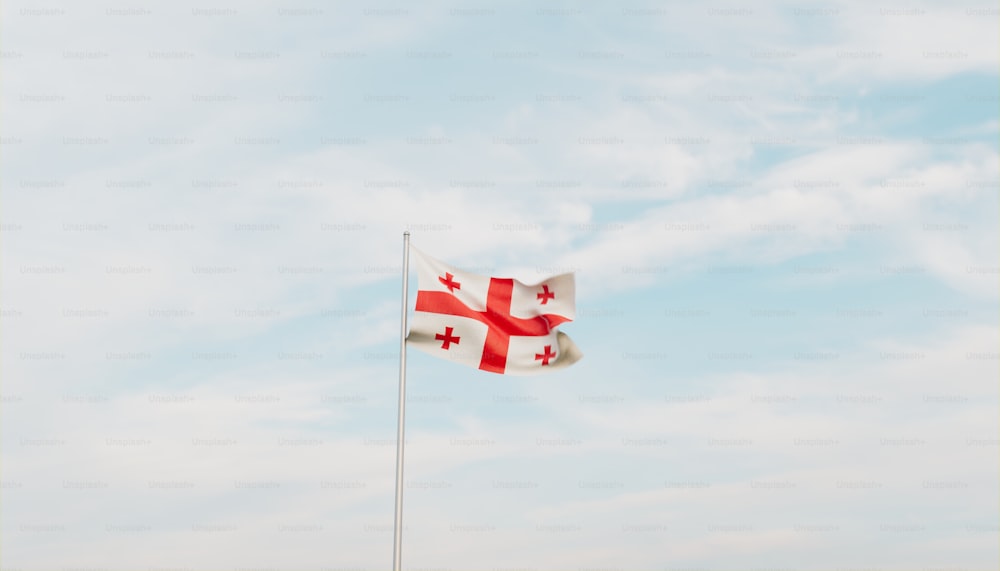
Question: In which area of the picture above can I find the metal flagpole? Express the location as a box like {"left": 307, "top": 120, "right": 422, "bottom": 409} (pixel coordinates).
{"left": 392, "top": 231, "right": 411, "bottom": 571}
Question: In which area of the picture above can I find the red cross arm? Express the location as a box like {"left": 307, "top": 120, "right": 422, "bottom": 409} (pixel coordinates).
{"left": 415, "top": 291, "right": 488, "bottom": 322}
{"left": 414, "top": 291, "right": 571, "bottom": 333}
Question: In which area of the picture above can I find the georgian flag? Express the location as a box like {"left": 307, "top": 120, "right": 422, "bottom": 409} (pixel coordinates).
{"left": 406, "top": 247, "right": 582, "bottom": 375}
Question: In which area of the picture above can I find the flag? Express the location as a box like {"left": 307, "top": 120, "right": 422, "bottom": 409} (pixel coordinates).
{"left": 406, "top": 246, "right": 582, "bottom": 375}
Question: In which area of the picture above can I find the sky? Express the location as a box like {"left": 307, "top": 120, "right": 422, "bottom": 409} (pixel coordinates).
{"left": 1, "top": 1, "right": 998, "bottom": 570}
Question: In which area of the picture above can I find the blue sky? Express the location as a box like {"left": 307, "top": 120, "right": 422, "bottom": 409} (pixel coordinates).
{"left": 2, "top": 1, "right": 998, "bottom": 569}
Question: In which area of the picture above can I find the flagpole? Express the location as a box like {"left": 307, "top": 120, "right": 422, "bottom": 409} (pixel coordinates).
{"left": 392, "top": 231, "right": 410, "bottom": 571}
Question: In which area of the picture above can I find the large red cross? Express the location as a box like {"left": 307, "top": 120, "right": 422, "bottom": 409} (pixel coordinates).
{"left": 415, "top": 278, "right": 571, "bottom": 373}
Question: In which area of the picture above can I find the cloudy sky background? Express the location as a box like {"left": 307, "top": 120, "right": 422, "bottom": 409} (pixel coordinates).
{"left": 1, "top": 0, "right": 998, "bottom": 569}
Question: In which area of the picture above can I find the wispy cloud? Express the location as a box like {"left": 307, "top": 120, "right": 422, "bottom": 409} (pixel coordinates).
{"left": 2, "top": 0, "right": 997, "bottom": 568}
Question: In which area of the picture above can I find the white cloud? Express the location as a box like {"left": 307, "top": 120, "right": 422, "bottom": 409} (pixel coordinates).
{"left": 2, "top": 0, "right": 997, "bottom": 568}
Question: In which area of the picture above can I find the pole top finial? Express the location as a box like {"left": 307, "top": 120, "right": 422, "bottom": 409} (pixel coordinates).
{"left": 403, "top": 230, "right": 410, "bottom": 236}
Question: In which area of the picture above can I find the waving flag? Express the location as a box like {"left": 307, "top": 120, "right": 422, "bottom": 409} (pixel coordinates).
{"left": 406, "top": 247, "right": 582, "bottom": 375}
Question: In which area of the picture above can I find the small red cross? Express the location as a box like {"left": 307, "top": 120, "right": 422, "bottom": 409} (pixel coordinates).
{"left": 434, "top": 326, "right": 461, "bottom": 350}
{"left": 535, "top": 345, "right": 556, "bottom": 366}
{"left": 439, "top": 272, "right": 461, "bottom": 292}
{"left": 537, "top": 285, "right": 555, "bottom": 304}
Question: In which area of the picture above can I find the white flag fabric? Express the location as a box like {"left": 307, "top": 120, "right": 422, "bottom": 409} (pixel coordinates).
{"left": 406, "top": 247, "right": 582, "bottom": 375}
